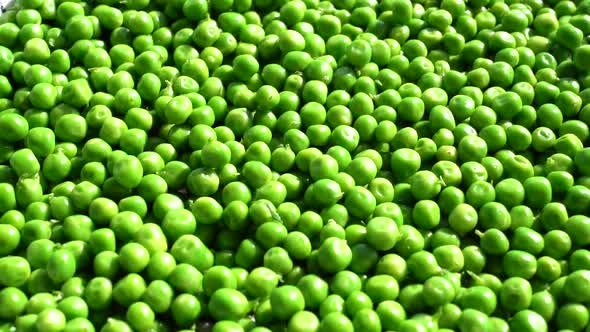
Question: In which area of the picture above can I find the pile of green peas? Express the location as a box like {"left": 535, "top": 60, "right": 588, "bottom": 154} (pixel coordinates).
{"left": 1, "top": 0, "right": 590, "bottom": 330}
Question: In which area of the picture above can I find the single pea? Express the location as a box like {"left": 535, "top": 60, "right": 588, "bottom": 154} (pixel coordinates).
{"left": 46, "top": 248, "right": 76, "bottom": 284}
{"left": 460, "top": 245, "right": 486, "bottom": 275}
{"left": 433, "top": 244, "right": 464, "bottom": 273}
{"left": 479, "top": 229, "right": 509, "bottom": 256}
{"left": 344, "top": 186, "right": 376, "bottom": 219}
{"left": 0, "top": 286, "right": 27, "bottom": 320}
{"left": 35, "top": 308, "right": 66, "bottom": 332}
{"left": 410, "top": 170, "right": 441, "bottom": 200}
{"left": 10, "top": 148, "right": 40, "bottom": 177}
{"left": 503, "top": 250, "right": 538, "bottom": 279}
{"left": 422, "top": 275, "right": 455, "bottom": 307}
{"left": 509, "top": 310, "right": 547, "bottom": 332}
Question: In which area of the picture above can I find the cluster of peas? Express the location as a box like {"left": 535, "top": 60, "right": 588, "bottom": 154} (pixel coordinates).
{"left": 1, "top": 0, "right": 590, "bottom": 330}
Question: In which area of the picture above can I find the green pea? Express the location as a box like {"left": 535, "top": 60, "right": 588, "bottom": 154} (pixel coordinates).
{"left": 0, "top": 255, "right": 30, "bottom": 289}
